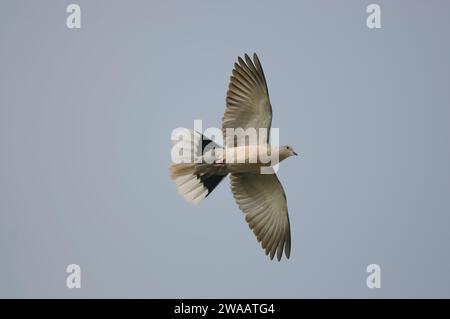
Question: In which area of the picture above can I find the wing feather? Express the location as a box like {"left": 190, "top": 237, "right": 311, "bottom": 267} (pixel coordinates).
{"left": 222, "top": 53, "right": 272, "bottom": 147}
{"left": 230, "top": 173, "right": 291, "bottom": 261}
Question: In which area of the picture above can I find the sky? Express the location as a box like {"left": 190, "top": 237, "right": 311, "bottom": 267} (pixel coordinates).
{"left": 1, "top": 0, "right": 450, "bottom": 298}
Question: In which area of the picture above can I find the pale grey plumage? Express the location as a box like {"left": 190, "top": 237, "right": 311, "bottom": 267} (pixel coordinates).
{"left": 222, "top": 54, "right": 272, "bottom": 147}
{"left": 170, "top": 53, "right": 297, "bottom": 261}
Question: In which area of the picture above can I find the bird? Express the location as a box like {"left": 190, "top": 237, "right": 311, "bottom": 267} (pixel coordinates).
{"left": 169, "top": 53, "right": 298, "bottom": 261}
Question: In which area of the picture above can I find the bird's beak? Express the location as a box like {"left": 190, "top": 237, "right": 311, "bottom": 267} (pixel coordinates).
{"left": 293, "top": 151, "right": 298, "bottom": 156}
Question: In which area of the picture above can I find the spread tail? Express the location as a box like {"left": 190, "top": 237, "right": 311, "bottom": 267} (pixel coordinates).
{"left": 169, "top": 129, "right": 227, "bottom": 204}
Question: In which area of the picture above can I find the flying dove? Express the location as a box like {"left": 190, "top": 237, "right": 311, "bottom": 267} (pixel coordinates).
{"left": 170, "top": 53, "right": 297, "bottom": 261}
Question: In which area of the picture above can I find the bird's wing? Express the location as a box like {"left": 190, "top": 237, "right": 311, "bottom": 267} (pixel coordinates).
{"left": 230, "top": 172, "right": 291, "bottom": 261}
{"left": 222, "top": 53, "right": 272, "bottom": 148}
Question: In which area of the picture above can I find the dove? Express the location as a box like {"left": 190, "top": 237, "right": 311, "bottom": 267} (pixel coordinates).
{"left": 169, "top": 53, "right": 297, "bottom": 261}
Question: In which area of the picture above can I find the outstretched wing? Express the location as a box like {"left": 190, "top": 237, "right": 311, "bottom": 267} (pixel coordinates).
{"left": 222, "top": 53, "right": 272, "bottom": 147}
{"left": 230, "top": 172, "right": 291, "bottom": 261}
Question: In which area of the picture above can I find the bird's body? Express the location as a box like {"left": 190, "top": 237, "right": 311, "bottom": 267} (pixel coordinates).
{"left": 169, "top": 53, "right": 298, "bottom": 261}
{"left": 200, "top": 144, "right": 289, "bottom": 172}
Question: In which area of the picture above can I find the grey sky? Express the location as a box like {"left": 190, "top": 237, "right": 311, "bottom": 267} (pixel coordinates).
{"left": 1, "top": 0, "right": 450, "bottom": 298}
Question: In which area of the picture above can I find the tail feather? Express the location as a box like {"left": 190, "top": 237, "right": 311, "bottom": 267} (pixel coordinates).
{"left": 170, "top": 163, "right": 196, "bottom": 179}
{"left": 169, "top": 129, "right": 227, "bottom": 204}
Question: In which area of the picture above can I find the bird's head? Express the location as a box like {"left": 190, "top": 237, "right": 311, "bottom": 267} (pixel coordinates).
{"left": 279, "top": 145, "right": 298, "bottom": 161}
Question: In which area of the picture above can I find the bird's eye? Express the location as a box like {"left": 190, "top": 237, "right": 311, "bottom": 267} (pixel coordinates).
{"left": 286, "top": 146, "right": 290, "bottom": 149}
